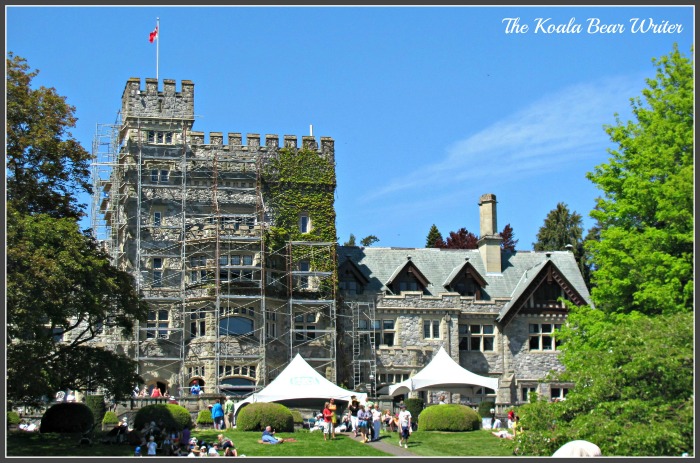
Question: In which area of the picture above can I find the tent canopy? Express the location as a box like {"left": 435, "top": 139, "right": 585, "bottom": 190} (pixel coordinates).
{"left": 234, "top": 354, "right": 367, "bottom": 416}
{"left": 387, "top": 346, "right": 499, "bottom": 396}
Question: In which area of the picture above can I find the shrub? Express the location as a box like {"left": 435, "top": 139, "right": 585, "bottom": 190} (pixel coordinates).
{"left": 196, "top": 409, "right": 213, "bottom": 425}
{"left": 478, "top": 401, "right": 495, "bottom": 418}
{"left": 85, "top": 394, "right": 106, "bottom": 424}
{"left": 291, "top": 409, "right": 303, "bottom": 425}
{"left": 404, "top": 398, "right": 424, "bottom": 424}
{"left": 133, "top": 404, "right": 192, "bottom": 431}
{"left": 40, "top": 403, "right": 94, "bottom": 434}
{"left": 418, "top": 404, "right": 481, "bottom": 432}
{"left": 236, "top": 402, "right": 294, "bottom": 432}
{"left": 102, "top": 411, "right": 120, "bottom": 425}
{"left": 8, "top": 411, "right": 21, "bottom": 427}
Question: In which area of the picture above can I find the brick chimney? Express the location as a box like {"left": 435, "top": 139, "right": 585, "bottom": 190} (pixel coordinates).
{"left": 478, "top": 193, "right": 503, "bottom": 274}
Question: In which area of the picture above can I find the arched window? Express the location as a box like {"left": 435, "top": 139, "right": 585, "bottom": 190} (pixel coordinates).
{"left": 219, "top": 316, "right": 254, "bottom": 336}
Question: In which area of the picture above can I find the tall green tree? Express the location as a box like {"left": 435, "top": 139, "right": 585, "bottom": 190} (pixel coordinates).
{"left": 6, "top": 53, "right": 92, "bottom": 219}
{"left": 514, "top": 45, "right": 694, "bottom": 457}
{"left": 585, "top": 44, "right": 693, "bottom": 315}
{"left": 6, "top": 54, "right": 147, "bottom": 405}
{"left": 533, "top": 202, "right": 583, "bottom": 253}
{"left": 343, "top": 233, "right": 357, "bottom": 246}
{"left": 360, "top": 235, "right": 380, "bottom": 247}
{"left": 425, "top": 224, "right": 443, "bottom": 248}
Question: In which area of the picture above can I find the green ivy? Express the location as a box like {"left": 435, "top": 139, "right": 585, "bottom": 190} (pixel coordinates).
{"left": 262, "top": 147, "right": 337, "bottom": 278}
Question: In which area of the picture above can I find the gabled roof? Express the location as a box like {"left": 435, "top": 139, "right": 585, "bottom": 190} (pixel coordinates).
{"left": 496, "top": 258, "right": 589, "bottom": 326}
{"left": 443, "top": 259, "right": 488, "bottom": 289}
{"left": 337, "top": 246, "right": 592, "bottom": 305}
{"left": 338, "top": 257, "right": 370, "bottom": 285}
{"left": 385, "top": 257, "right": 430, "bottom": 288}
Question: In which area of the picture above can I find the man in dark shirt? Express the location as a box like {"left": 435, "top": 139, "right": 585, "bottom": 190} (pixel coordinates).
{"left": 347, "top": 396, "right": 360, "bottom": 437}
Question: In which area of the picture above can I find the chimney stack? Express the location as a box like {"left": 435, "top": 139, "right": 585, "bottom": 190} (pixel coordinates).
{"left": 478, "top": 193, "right": 503, "bottom": 274}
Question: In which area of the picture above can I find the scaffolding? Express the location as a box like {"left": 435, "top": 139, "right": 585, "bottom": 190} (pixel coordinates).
{"left": 90, "top": 79, "right": 345, "bottom": 398}
{"left": 349, "top": 301, "right": 376, "bottom": 390}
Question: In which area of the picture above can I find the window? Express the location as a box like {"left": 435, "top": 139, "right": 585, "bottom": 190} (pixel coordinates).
{"left": 231, "top": 255, "right": 241, "bottom": 265}
{"left": 146, "top": 309, "right": 169, "bottom": 339}
{"left": 298, "top": 260, "right": 309, "bottom": 289}
{"left": 551, "top": 387, "right": 569, "bottom": 401}
{"left": 339, "top": 280, "right": 359, "bottom": 294}
{"left": 190, "top": 309, "right": 206, "bottom": 338}
{"left": 219, "top": 317, "right": 254, "bottom": 336}
{"left": 529, "top": 323, "right": 562, "bottom": 351}
{"left": 160, "top": 170, "right": 169, "bottom": 182}
{"left": 378, "top": 373, "right": 409, "bottom": 385}
{"left": 399, "top": 281, "right": 419, "bottom": 292}
{"left": 294, "top": 311, "right": 317, "bottom": 341}
{"left": 266, "top": 321, "right": 277, "bottom": 339}
{"left": 423, "top": 319, "right": 440, "bottom": 339}
{"left": 188, "top": 366, "right": 205, "bottom": 378}
{"left": 372, "top": 319, "right": 395, "bottom": 346}
{"left": 459, "top": 324, "right": 495, "bottom": 351}
{"left": 299, "top": 213, "right": 310, "bottom": 233}
{"left": 153, "top": 258, "right": 163, "bottom": 287}
{"left": 243, "top": 255, "right": 253, "bottom": 266}
{"left": 147, "top": 131, "right": 174, "bottom": 145}
{"left": 151, "top": 169, "right": 158, "bottom": 182}
{"left": 522, "top": 386, "right": 538, "bottom": 402}
{"left": 153, "top": 211, "right": 162, "bottom": 226}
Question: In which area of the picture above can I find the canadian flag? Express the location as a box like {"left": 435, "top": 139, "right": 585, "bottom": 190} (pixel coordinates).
{"left": 149, "top": 26, "right": 158, "bottom": 43}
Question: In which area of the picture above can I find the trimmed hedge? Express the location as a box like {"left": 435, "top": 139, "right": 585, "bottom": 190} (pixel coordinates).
{"left": 102, "top": 411, "right": 120, "bottom": 425}
{"left": 133, "top": 404, "right": 192, "bottom": 431}
{"left": 404, "top": 398, "right": 424, "bottom": 424}
{"left": 196, "top": 409, "right": 213, "bottom": 425}
{"left": 40, "top": 403, "right": 95, "bottom": 434}
{"left": 418, "top": 404, "right": 481, "bottom": 432}
{"left": 478, "top": 401, "right": 495, "bottom": 418}
{"left": 85, "top": 395, "right": 106, "bottom": 424}
{"left": 291, "top": 409, "right": 303, "bottom": 425}
{"left": 8, "top": 411, "right": 21, "bottom": 427}
{"left": 236, "top": 402, "right": 294, "bottom": 432}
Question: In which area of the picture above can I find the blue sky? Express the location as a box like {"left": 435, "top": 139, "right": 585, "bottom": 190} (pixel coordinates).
{"left": 6, "top": 6, "right": 694, "bottom": 249}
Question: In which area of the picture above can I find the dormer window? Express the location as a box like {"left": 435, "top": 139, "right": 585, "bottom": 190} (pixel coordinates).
{"left": 387, "top": 259, "right": 430, "bottom": 295}
{"left": 338, "top": 257, "right": 369, "bottom": 295}
{"left": 444, "top": 260, "right": 487, "bottom": 299}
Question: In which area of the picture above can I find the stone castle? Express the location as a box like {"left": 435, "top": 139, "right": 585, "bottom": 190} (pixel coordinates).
{"left": 92, "top": 78, "right": 591, "bottom": 408}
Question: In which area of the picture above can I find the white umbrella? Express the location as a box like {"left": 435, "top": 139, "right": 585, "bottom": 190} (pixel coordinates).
{"left": 552, "top": 440, "right": 602, "bottom": 457}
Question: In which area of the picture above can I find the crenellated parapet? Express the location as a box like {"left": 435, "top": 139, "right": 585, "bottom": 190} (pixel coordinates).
{"left": 185, "top": 131, "right": 335, "bottom": 163}
{"left": 121, "top": 77, "right": 195, "bottom": 123}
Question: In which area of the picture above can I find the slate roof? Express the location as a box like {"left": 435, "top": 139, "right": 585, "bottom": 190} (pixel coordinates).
{"left": 337, "top": 246, "right": 592, "bottom": 305}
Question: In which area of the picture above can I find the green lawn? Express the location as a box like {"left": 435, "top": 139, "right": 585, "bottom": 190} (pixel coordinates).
{"left": 379, "top": 430, "right": 516, "bottom": 457}
{"left": 6, "top": 427, "right": 515, "bottom": 457}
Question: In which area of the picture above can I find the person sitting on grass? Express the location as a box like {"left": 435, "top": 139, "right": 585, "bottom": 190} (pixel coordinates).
{"left": 261, "top": 425, "right": 284, "bottom": 444}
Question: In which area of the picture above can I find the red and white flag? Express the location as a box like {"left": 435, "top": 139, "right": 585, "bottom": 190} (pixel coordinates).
{"left": 149, "top": 26, "right": 158, "bottom": 43}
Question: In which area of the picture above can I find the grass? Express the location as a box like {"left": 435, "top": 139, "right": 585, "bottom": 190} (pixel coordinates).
{"left": 380, "top": 429, "right": 516, "bottom": 457}
{"left": 6, "top": 427, "right": 515, "bottom": 457}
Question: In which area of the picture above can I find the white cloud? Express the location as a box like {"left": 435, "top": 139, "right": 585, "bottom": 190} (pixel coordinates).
{"left": 360, "top": 74, "right": 643, "bottom": 202}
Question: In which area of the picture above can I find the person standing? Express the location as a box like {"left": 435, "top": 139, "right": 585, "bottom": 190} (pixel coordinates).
{"left": 223, "top": 396, "right": 234, "bottom": 430}
{"left": 357, "top": 404, "right": 372, "bottom": 444}
{"left": 328, "top": 398, "right": 338, "bottom": 440}
{"left": 371, "top": 403, "right": 382, "bottom": 442}
{"left": 347, "top": 395, "right": 360, "bottom": 437}
{"left": 507, "top": 409, "right": 515, "bottom": 429}
{"left": 190, "top": 380, "right": 201, "bottom": 396}
{"left": 211, "top": 400, "right": 225, "bottom": 430}
{"left": 147, "top": 435, "right": 158, "bottom": 456}
{"left": 322, "top": 402, "right": 333, "bottom": 441}
{"left": 150, "top": 386, "right": 162, "bottom": 398}
{"left": 397, "top": 403, "right": 412, "bottom": 449}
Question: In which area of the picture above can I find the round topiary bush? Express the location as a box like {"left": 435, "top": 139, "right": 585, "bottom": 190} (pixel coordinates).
{"left": 102, "top": 411, "right": 120, "bottom": 425}
{"left": 196, "top": 409, "right": 213, "bottom": 426}
{"left": 236, "top": 402, "right": 294, "bottom": 432}
{"left": 133, "top": 404, "right": 192, "bottom": 431}
{"left": 8, "top": 411, "right": 21, "bottom": 427}
{"left": 40, "top": 402, "right": 95, "bottom": 434}
{"left": 417, "top": 404, "right": 481, "bottom": 432}
{"left": 291, "top": 409, "right": 303, "bottom": 425}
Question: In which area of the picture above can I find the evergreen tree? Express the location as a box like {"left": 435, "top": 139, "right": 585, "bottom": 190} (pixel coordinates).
{"left": 425, "top": 224, "right": 443, "bottom": 248}
{"left": 360, "top": 235, "right": 380, "bottom": 247}
{"left": 533, "top": 202, "right": 583, "bottom": 254}
{"left": 343, "top": 233, "right": 356, "bottom": 246}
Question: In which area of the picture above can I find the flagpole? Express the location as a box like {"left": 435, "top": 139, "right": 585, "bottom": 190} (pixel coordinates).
{"left": 156, "top": 17, "right": 160, "bottom": 81}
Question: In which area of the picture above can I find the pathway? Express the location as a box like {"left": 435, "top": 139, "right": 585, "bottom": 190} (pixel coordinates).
{"left": 343, "top": 431, "right": 417, "bottom": 457}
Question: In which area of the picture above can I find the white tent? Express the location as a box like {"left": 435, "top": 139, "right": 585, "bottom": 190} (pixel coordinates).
{"left": 387, "top": 346, "right": 499, "bottom": 396}
{"left": 234, "top": 354, "right": 367, "bottom": 416}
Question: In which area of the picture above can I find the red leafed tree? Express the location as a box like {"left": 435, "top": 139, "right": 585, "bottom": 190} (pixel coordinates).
{"left": 500, "top": 223, "right": 519, "bottom": 251}
{"left": 442, "top": 228, "right": 479, "bottom": 249}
